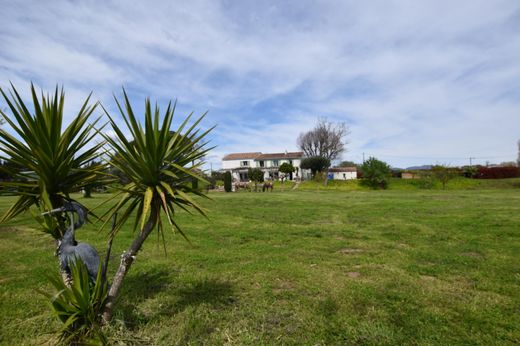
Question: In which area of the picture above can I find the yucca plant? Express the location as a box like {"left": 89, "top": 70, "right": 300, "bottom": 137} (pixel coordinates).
{"left": 100, "top": 90, "right": 213, "bottom": 323}
{"left": 0, "top": 83, "right": 105, "bottom": 239}
{"left": 41, "top": 259, "right": 108, "bottom": 345}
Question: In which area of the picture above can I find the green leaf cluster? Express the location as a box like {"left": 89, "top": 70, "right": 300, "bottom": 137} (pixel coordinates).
{"left": 279, "top": 162, "right": 295, "bottom": 174}
{"left": 0, "top": 84, "right": 105, "bottom": 238}
{"left": 41, "top": 259, "right": 108, "bottom": 345}
{"left": 248, "top": 168, "right": 264, "bottom": 183}
{"left": 361, "top": 157, "right": 391, "bottom": 189}
{"left": 100, "top": 90, "right": 214, "bottom": 242}
{"left": 224, "top": 171, "right": 232, "bottom": 192}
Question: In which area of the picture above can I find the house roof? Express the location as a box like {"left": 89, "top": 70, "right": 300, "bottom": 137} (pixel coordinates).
{"left": 255, "top": 152, "right": 304, "bottom": 160}
{"left": 222, "top": 152, "right": 262, "bottom": 160}
{"left": 328, "top": 167, "right": 357, "bottom": 173}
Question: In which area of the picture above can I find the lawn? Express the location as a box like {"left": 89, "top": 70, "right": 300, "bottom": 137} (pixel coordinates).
{"left": 0, "top": 187, "right": 519, "bottom": 345}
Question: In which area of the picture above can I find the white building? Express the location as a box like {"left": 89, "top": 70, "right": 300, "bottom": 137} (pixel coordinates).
{"left": 222, "top": 151, "right": 305, "bottom": 181}
{"left": 327, "top": 167, "right": 357, "bottom": 180}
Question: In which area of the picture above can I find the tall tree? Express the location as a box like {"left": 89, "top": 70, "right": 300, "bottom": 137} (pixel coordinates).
{"left": 297, "top": 118, "right": 349, "bottom": 160}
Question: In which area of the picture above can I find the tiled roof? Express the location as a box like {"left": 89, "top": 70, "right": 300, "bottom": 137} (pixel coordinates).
{"left": 328, "top": 167, "right": 357, "bottom": 172}
{"left": 255, "top": 152, "right": 304, "bottom": 160}
{"left": 222, "top": 152, "right": 262, "bottom": 160}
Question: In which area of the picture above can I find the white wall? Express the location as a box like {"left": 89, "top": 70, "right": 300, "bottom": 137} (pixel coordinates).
{"left": 331, "top": 171, "right": 357, "bottom": 180}
{"left": 222, "top": 157, "right": 304, "bottom": 181}
{"left": 222, "top": 159, "right": 255, "bottom": 170}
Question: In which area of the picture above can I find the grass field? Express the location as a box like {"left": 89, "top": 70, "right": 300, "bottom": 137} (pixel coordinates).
{"left": 1, "top": 185, "right": 519, "bottom": 345}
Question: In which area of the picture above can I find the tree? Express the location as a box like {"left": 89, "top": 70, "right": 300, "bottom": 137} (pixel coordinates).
{"left": 248, "top": 168, "right": 264, "bottom": 191}
{"left": 300, "top": 156, "right": 330, "bottom": 177}
{"left": 431, "top": 165, "right": 457, "bottom": 189}
{"left": 278, "top": 162, "right": 295, "bottom": 182}
{"left": 361, "top": 157, "right": 391, "bottom": 189}
{"left": 297, "top": 118, "right": 349, "bottom": 160}
{"left": 224, "top": 171, "right": 232, "bottom": 192}
{"left": 100, "top": 90, "right": 212, "bottom": 323}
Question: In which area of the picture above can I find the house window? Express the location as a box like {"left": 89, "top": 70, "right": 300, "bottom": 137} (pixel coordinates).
{"left": 259, "top": 160, "right": 264, "bottom": 167}
{"left": 241, "top": 160, "right": 249, "bottom": 167}
{"left": 272, "top": 160, "right": 279, "bottom": 167}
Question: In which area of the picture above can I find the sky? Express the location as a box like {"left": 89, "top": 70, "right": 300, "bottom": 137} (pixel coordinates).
{"left": 0, "top": 0, "right": 519, "bottom": 169}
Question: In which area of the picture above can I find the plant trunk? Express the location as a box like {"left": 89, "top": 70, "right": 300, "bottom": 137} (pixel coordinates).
{"left": 101, "top": 217, "right": 156, "bottom": 324}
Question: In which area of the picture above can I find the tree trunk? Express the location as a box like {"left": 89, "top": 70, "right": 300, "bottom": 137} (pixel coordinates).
{"left": 101, "top": 216, "right": 156, "bottom": 324}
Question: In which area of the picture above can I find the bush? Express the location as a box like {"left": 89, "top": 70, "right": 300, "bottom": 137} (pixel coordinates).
{"left": 462, "top": 166, "right": 478, "bottom": 178}
{"left": 411, "top": 171, "right": 436, "bottom": 189}
{"left": 476, "top": 166, "right": 520, "bottom": 179}
{"left": 224, "top": 171, "right": 232, "bottom": 192}
{"left": 431, "top": 165, "right": 458, "bottom": 189}
{"left": 361, "top": 157, "right": 391, "bottom": 189}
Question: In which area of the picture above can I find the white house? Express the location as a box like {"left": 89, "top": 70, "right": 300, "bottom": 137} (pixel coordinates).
{"left": 327, "top": 167, "right": 357, "bottom": 180}
{"left": 222, "top": 151, "right": 305, "bottom": 181}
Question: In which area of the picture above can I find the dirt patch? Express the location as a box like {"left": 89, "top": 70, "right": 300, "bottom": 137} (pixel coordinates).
{"left": 420, "top": 275, "right": 437, "bottom": 281}
{"left": 346, "top": 271, "right": 361, "bottom": 278}
{"left": 460, "top": 252, "right": 483, "bottom": 259}
{"left": 339, "top": 248, "right": 364, "bottom": 254}
{"left": 272, "top": 278, "right": 296, "bottom": 293}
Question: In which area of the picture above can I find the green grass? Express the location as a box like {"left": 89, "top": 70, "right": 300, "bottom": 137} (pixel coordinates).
{"left": 1, "top": 187, "right": 519, "bottom": 345}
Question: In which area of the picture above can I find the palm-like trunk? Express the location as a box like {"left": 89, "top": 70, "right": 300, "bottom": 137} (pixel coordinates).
{"left": 101, "top": 216, "right": 156, "bottom": 324}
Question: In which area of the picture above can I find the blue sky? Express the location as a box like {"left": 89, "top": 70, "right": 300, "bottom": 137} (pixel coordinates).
{"left": 1, "top": 0, "right": 519, "bottom": 169}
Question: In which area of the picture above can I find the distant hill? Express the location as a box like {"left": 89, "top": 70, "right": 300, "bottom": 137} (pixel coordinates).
{"left": 405, "top": 165, "right": 432, "bottom": 170}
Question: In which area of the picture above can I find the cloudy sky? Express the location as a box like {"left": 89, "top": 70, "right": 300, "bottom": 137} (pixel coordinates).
{"left": 1, "top": 0, "right": 519, "bottom": 168}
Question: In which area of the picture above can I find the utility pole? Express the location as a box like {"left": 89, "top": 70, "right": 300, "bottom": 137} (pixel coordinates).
{"left": 362, "top": 152, "right": 365, "bottom": 163}
{"left": 469, "top": 157, "right": 475, "bottom": 167}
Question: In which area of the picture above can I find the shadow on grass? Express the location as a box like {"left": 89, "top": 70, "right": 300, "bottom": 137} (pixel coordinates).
{"left": 114, "top": 269, "right": 235, "bottom": 329}
{"left": 115, "top": 268, "right": 173, "bottom": 328}
{"left": 173, "top": 278, "right": 236, "bottom": 313}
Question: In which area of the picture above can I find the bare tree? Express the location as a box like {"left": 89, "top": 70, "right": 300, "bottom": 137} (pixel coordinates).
{"left": 297, "top": 118, "right": 349, "bottom": 160}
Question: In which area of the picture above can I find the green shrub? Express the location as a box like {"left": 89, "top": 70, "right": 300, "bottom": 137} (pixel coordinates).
{"left": 279, "top": 162, "right": 295, "bottom": 179}
{"left": 412, "top": 171, "right": 436, "bottom": 189}
{"left": 432, "top": 165, "right": 458, "bottom": 189}
{"left": 40, "top": 259, "right": 108, "bottom": 344}
{"left": 361, "top": 157, "right": 391, "bottom": 189}
{"left": 224, "top": 171, "right": 232, "bottom": 192}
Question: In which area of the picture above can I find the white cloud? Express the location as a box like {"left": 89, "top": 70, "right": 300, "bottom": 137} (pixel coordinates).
{"left": 1, "top": 0, "right": 519, "bottom": 169}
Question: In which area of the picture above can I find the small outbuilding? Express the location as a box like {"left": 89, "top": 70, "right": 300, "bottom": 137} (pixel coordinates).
{"left": 328, "top": 167, "right": 357, "bottom": 180}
